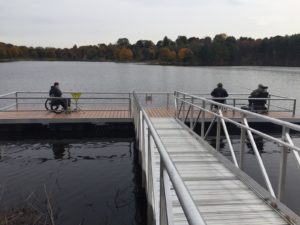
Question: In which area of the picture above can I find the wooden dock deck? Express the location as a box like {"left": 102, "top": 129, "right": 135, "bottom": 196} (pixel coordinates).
{"left": 1, "top": 90, "right": 300, "bottom": 224}
{"left": 0, "top": 107, "right": 299, "bottom": 124}
{"left": 149, "top": 117, "right": 293, "bottom": 225}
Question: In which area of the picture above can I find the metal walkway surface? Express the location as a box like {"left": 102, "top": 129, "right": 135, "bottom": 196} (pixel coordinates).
{"left": 149, "top": 117, "right": 290, "bottom": 225}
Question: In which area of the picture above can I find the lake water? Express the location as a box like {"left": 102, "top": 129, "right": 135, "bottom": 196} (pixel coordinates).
{"left": 0, "top": 62, "right": 300, "bottom": 102}
{"left": 0, "top": 139, "right": 146, "bottom": 225}
{"left": 1, "top": 62, "right": 300, "bottom": 221}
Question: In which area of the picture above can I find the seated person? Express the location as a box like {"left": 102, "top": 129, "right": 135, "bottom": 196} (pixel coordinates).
{"left": 49, "top": 82, "right": 70, "bottom": 110}
{"left": 248, "top": 84, "right": 269, "bottom": 111}
{"left": 211, "top": 83, "right": 228, "bottom": 109}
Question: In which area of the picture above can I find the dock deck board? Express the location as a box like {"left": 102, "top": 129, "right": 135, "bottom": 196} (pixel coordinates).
{"left": 0, "top": 107, "right": 299, "bottom": 123}
{"left": 149, "top": 117, "right": 290, "bottom": 225}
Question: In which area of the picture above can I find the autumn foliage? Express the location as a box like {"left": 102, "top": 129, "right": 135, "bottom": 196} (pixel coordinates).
{"left": 1, "top": 34, "right": 300, "bottom": 66}
{"left": 118, "top": 48, "right": 133, "bottom": 61}
{"left": 159, "top": 48, "right": 176, "bottom": 62}
{"left": 178, "top": 48, "right": 192, "bottom": 62}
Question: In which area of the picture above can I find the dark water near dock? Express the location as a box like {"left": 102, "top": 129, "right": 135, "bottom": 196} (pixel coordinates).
{"left": 0, "top": 139, "right": 146, "bottom": 225}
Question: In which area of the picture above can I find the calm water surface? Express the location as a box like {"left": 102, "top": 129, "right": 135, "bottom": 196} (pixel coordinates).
{"left": 0, "top": 139, "right": 145, "bottom": 225}
{"left": 0, "top": 61, "right": 300, "bottom": 103}
{"left": 1, "top": 62, "right": 300, "bottom": 219}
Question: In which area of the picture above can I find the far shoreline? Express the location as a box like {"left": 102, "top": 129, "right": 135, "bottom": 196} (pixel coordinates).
{"left": 1, "top": 59, "right": 300, "bottom": 68}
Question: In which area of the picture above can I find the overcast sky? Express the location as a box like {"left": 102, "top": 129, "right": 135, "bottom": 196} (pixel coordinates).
{"left": 0, "top": 0, "right": 299, "bottom": 48}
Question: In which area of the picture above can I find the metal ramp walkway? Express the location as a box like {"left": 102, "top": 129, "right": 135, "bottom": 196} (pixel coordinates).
{"left": 132, "top": 92, "right": 300, "bottom": 225}
{"left": 151, "top": 117, "right": 288, "bottom": 225}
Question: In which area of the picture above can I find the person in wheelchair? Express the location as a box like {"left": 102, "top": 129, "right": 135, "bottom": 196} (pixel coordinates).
{"left": 49, "top": 82, "right": 70, "bottom": 111}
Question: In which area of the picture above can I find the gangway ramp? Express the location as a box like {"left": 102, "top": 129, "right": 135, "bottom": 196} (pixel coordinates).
{"left": 150, "top": 117, "right": 290, "bottom": 225}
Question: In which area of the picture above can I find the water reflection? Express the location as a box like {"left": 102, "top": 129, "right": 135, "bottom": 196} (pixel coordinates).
{"left": 246, "top": 136, "right": 266, "bottom": 154}
{"left": 209, "top": 136, "right": 266, "bottom": 155}
{"left": 52, "top": 143, "right": 69, "bottom": 159}
{"left": 0, "top": 140, "right": 146, "bottom": 225}
{"left": 209, "top": 138, "right": 226, "bottom": 150}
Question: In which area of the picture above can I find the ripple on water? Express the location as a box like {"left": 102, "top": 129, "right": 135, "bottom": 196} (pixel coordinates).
{"left": 0, "top": 140, "right": 145, "bottom": 225}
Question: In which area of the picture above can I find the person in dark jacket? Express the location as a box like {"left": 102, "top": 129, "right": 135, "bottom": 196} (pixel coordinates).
{"left": 249, "top": 84, "right": 269, "bottom": 111}
{"left": 49, "top": 82, "right": 70, "bottom": 110}
{"left": 49, "top": 82, "right": 62, "bottom": 97}
{"left": 211, "top": 83, "right": 228, "bottom": 109}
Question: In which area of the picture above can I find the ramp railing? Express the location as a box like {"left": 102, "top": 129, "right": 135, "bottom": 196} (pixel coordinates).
{"left": 174, "top": 91, "right": 300, "bottom": 201}
{"left": 132, "top": 92, "right": 206, "bottom": 225}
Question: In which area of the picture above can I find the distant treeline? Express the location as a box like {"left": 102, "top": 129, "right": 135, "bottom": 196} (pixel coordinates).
{"left": 1, "top": 34, "right": 300, "bottom": 66}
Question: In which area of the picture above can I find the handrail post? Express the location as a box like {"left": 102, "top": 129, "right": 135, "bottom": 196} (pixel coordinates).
{"left": 139, "top": 111, "right": 143, "bottom": 165}
{"left": 160, "top": 162, "right": 168, "bottom": 225}
{"left": 174, "top": 91, "right": 178, "bottom": 118}
{"left": 129, "top": 93, "right": 132, "bottom": 116}
{"left": 243, "top": 118, "right": 276, "bottom": 198}
{"left": 267, "top": 97, "right": 271, "bottom": 111}
{"left": 219, "top": 109, "right": 239, "bottom": 167}
{"left": 182, "top": 94, "right": 186, "bottom": 123}
{"left": 190, "top": 97, "right": 194, "bottom": 129}
{"left": 233, "top": 99, "right": 236, "bottom": 116}
{"left": 135, "top": 106, "right": 140, "bottom": 141}
{"left": 142, "top": 115, "right": 146, "bottom": 188}
{"left": 15, "top": 92, "right": 18, "bottom": 111}
{"left": 278, "top": 127, "right": 288, "bottom": 201}
{"left": 201, "top": 101, "right": 206, "bottom": 138}
{"left": 216, "top": 117, "right": 221, "bottom": 152}
{"left": 240, "top": 113, "right": 246, "bottom": 170}
{"left": 293, "top": 99, "right": 297, "bottom": 116}
{"left": 167, "top": 93, "right": 170, "bottom": 110}
{"left": 147, "top": 131, "right": 151, "bottom": 190}
{"left": 147, "top": 132, "right": 155, "bottom": 225}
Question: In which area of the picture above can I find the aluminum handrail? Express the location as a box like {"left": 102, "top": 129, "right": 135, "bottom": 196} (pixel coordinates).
{"left": 0, "top": 92, "right": 17, "bottom": 98}
{"left": 10, "top": 95, "right": 295, "bottom": 101}
{"left": 285, "top": 133, "right": 300, "bottom": 165}
{"left": 218, "top": 109, "right": 239, "bottom": 167}
{"left": 0, "top": 103, "right": 17, "bottom": 111}
{"left": 133, "top": 92, "right": 207, "bottom": 225}
{"left": 190, "top": 97, "right": 296, "bottom": 101}
{"left": 180, "top": 95, "right": 296, "bottom": 114}
{"left": 175, "top": 91, "right": 300, "bottom": 132}
{"left": 243, "top": 118, "right": 276, "bottom": 197}
{"left": 16, "top": 91, "right": 131, "bottom": 94}
{"left": 0, "top": 92, "right": 132, "bottom": 113}
{"left": 175, "top": 91, "right": 300, "bottom": 200}
{"left": 175, "top": 96, "right": 300, "bottom": 152}
{"left": 8, "top": 91, "right": 295, "bottom": 101}
{"left": 0, "top": 97, "right": 130, "bottom": 100}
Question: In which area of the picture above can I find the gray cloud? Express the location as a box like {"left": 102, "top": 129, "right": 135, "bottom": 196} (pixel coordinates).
{"left": 0, "top": 0, "right": 299, "bottom": 47}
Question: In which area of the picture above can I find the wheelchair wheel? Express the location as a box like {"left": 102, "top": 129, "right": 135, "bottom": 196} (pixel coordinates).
{"left": 50, "top": 104, "right": 64, "bottom": 114}
{"left": 45, "top": 99, "right": 64, "bottom": 114}
{"left": 45, "top": 99, "right": 52, "bottom": 111}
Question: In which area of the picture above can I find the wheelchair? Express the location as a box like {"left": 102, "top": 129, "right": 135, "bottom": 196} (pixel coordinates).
{"left": 45, "top": 98, "right": 65, "bottom": 114}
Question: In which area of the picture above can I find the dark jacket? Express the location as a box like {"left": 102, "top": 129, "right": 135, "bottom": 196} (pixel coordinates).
{"left": 211, "top": 87, "right": 228, "bottom": 103}
{"left": 249, "top": 89, "right": 269, "bottom": 106}
{"left": 49, "top": 86, "right": 62, "bottom": 97}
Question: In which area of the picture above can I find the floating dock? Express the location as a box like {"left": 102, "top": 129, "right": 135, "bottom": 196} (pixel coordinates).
{"left": 0, "top": 91, "right": 300, "bottom": 225}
